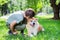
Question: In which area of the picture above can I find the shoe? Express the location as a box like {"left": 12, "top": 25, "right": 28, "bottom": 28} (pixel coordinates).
{"left": 8, "top": 30, "right": 13, "bottom": 35}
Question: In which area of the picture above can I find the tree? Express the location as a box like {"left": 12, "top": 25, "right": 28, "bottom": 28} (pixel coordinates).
{"left": 0, "top": 0, "right": 10, "bottom": 15}
{"left": 50, "top": 0, "right": 60, "bottom": 19}
{"left": 26, "top": 0, "right": 42, "bottom": 12}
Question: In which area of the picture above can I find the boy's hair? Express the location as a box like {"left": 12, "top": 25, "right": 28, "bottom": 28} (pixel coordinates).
{"left": 25, "top": 8, "right": 35, "bottom": 18}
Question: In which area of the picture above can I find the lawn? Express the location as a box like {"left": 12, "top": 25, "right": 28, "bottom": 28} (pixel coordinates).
{"left": 0, "top": 14, "right": 60, "bottom": 40}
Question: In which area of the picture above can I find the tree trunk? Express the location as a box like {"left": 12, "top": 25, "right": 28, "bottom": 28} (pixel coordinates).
{"left": 50, "top": 0, "right": 59, "bottom": 19}
{"left": 53, "top": 6, "right": 59, "bottom": 19}
{"left": 1, "top": 3, "right": 8, "bottom": 16}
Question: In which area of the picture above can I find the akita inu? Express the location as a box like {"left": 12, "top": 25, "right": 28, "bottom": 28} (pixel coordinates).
{"left": 26, "top": 17, "right": 44, "bottom": 37}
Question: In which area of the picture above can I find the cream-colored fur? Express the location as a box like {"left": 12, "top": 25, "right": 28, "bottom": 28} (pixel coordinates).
{"left": 26, "top": 17, "right": 44, "bottom": 37}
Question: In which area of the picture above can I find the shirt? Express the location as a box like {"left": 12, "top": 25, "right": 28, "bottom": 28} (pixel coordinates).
{"left": 6, "top": 11, "right": 26, "bottom": 30}
{"left": 6, "top": 11, "right": 24, "bottom": 24}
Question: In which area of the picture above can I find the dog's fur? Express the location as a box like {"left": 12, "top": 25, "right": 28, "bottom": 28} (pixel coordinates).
{"left": 26, "top": 17, "right": 44, "bottom": 37}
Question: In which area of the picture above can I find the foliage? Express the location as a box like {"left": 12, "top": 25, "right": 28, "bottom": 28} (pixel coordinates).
{"left": 26, "top": 0, "right": 50, "bottom": 12}
{"left": 0, "top": 0, "right": 53, "bottom": 13}
{"left": 37, "top": 0, "right": 43, "bottom": 12}
{"left": 26, "top": 0, "right": 39, "bottom": 12}
{"left": 56, "top": 0, "right": 60, "bottom": 5}
{"left": 0, "top": 0, "right": 60, "bottom": 14}
{"left": 0, "top": 0, "right": 10, "bottom": 5}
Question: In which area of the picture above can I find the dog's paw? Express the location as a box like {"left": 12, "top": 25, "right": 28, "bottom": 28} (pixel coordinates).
{"left": 33, "top": 32, "right": 37, "bottom": 36}
{"left": 28, "top": 34, "right": 33, "bottom": 37}
{"left": 42, "top": 28, "right": 45, "bottom": 31}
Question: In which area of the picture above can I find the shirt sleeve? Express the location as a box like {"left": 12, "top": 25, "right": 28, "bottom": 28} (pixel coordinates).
{"left": 16, "top": 14, "right": 24, "bottom": 24}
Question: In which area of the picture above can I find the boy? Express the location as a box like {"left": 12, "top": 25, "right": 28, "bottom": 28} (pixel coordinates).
{"left": 6, "top": 8, "right": 35, "bottom": 35}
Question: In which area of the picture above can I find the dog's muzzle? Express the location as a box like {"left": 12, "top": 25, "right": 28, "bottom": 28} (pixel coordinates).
{"left": 30, "top": 23, "right": 35, "bottom": 27}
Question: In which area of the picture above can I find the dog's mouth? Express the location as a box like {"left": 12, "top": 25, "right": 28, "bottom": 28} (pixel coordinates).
{"left": 30, "top": 24, "right": 35, "bottom": 27}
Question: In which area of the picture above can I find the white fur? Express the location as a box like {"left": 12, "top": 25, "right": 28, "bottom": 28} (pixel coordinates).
{"left": 26, "top": 20, "right": 44, "bottom": 37}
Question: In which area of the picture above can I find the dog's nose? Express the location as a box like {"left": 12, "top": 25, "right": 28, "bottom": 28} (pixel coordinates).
{"left": 33, "top": 23, "right": 35, "bottom": 25}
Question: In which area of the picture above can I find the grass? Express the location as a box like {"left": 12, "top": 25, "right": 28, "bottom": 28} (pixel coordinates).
{"left": 0, "top": 14, "right": 60, "bottom": 40}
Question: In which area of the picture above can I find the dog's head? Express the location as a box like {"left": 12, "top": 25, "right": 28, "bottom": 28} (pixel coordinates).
{"left": 27, "top": 17, "right": 38, "bottom": 27}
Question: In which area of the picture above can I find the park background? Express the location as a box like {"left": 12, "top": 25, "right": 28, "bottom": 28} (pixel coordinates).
{"left": 0, "top": 0, "right": 60, "bottom": 40}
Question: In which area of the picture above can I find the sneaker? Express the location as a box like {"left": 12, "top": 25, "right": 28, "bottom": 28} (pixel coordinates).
{"left": 8, "top": 30, "right": 13, "bottom": 35}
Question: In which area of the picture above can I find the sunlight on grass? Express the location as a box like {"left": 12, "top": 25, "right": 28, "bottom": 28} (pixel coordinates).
{"left": 0, "top": 14, "right": 60, "bottom": 40}
{"left": 36, "top": 14, "right": 53, "bottom": 19}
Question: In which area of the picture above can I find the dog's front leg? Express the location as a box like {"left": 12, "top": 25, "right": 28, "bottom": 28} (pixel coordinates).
{"left": 28, "top": 31, "right": 33, "bottom": 37}
{"left": 33, "top": 30, "right": 37, "bottom": 36}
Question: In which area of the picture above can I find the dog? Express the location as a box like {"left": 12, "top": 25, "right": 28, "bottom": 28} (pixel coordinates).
{"left": 26, "top": 17, "right": 44, "bottom": 37}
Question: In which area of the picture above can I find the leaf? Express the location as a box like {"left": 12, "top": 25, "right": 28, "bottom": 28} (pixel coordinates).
{"left": 56, "top": 0, "right": 60, "bottom": 5}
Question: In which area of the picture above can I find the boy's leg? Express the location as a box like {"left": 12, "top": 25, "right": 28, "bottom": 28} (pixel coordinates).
{"left": 21, "top": 30, "right": 24, "bottom": 35}
{"left": 8, "top": 30, "right": 13, "bottom": 34}
{"left": 9, "top": 20, "right": 17, "bottom": 34}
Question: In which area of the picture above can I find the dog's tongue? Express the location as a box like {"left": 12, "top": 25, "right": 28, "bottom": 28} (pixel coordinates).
{"left": 30, "top": 24, "right": 34, "bottom": 27}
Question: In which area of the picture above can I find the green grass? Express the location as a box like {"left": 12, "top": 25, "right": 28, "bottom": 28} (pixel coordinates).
{"left": 0, "top": 14, "right": 60, "bottom": 40}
